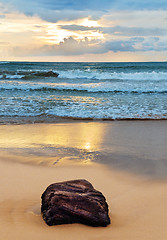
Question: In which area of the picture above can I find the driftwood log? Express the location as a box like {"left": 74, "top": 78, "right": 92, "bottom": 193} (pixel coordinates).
{"left": 41, "top": 179, "right": 110, "bottom": 227}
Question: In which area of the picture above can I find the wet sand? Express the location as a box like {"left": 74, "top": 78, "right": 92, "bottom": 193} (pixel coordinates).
{"left": 0, "top": 121, "right": 167, "bottom": 239}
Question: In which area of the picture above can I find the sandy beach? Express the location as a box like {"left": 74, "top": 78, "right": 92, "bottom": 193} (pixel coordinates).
{"left": 0, "top": 120, "right": 167, "bottom": 240}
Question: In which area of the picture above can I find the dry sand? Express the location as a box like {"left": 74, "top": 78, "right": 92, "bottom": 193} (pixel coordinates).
{"left": 0, "top": 121, "right": 167, "bottom": 240}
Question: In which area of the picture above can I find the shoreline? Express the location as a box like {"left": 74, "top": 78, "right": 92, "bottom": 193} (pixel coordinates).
{"left": 0, "top": 120, "right": 166, "bottom": 178}
{"left": 0, "top": 120, "right": 167, "bottom": 239}
{"left": 0, "top": 116, "right": 167, "bottom": 125}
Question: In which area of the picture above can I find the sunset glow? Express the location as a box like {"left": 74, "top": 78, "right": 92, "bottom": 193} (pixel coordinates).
{"left": 0, "top": 1, "right": 167, "bottom": 61}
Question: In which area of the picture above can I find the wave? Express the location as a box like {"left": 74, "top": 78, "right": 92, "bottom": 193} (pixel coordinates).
{"left": 58, "top": 70, "right": 167, "bottom": 81}
{"left": 0, "top": 84, "right": 166, "bottom": 94}
{"left": 0, "top": 69, "right": 167, "bottom": 81}
{"left": 0, "top": 74, "right": 24, "bottom": 79}
{"left": 0, "top": 70, "right": 59, "bottom": 80}
{"left": 0, "top": 113, "right": 166, "bottom": 123}
{"left": 0, "top": 61, "right": 10, "bottom": 64}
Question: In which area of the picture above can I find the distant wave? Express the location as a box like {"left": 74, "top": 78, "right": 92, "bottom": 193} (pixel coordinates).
{"left": 0, "top": 85, "right": 166, "bottom": 94}
{"left": 0, "top": 61, "right": 10, "bottom": 64}
{"left": 0, "top": 70, "right": 59, "bottom": 80}
{"left": 0, "top": 69, "right": 167, "bottom": 81}
{"left": 58, "top": 70, "right": 167, "bottom": 81}
{"left": 0, "top": 62, "right": 167, "bottom": 123}
{"left": 0, "top": 74, "right": 24, "bottom": 79}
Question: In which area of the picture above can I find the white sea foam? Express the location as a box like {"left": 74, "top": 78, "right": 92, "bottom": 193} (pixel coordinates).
{"left": 1, "top": 96, "right": 166, "bottom": 120}
{"left": 0, "top": 62, "right": 167, "bottom": 121}
{"left": 58, "top": 70, "right": 167, "bottom": 81}
{"left": 0, "top": 61, "right": 10, "bottom": 64}
{"left": 6, "top": 74, "right": 24, "bottom": 79}
{"left": 0, "top": 74, "right": 24, "bottom": 79}
{"left": 0, "top": 80, "right": 166, "bottom": 93}
{"left": 0, "top": 69, "right": 167, "bottom": 82}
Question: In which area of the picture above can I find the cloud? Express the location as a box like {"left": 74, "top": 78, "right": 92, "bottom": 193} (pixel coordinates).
{"left": 1, "top": 1, "right": 167, "bottom": 60}
{"left": 100, "top": 10, "right": 167, "bottom": 29}
{"left": 33, "top": 37, "right": 103, "bottom": 56}
{"left": 104, "top": 37, "right": 167, "bottom": 52}
{"left": 2, "top": 0, "right": 167, "bottom": 12}
{"left": 60, "top": 24, "right": 98, "bottom": 32}
{"left": 1, "top": 0, "right": 167, "bottom": 23}
{"left": 43, "top": 36, "right": 167, "bottom": 55}
{"left": 37, "top": 9, "right": 102, "bottom": 23}
{"left": 104, "top": 40, "right": 136, "bottom": 52}
{"left": 0, "top": 1, "right": 104, "bottom": 22}
{"left": 10, "top": 35, "right": 167, "bottom": 58}
{"left": 103, "top": 26, "right": 167, "bottom": 37}
{"left": 0, "top": 41, "right": 9, "bottom": 45}
{"left": 9, "top": 36, "right": 103, "bottom": 57}
{"left": 60, "top": 24, "right": 167, "bottom": 37}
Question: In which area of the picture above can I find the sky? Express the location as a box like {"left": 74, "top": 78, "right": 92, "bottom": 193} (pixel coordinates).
{"left": 0, "top": 0, "right": 167, "bottom": 61}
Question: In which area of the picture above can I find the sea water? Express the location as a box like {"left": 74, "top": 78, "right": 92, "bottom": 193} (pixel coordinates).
{"left": 0, "top": 61, "right": 167, "bottom": 122}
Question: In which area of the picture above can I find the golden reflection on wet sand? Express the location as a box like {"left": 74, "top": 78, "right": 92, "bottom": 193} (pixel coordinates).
{"left": 0, "top": 121, "right": 167, "bottom": 178}
{"left": 0, "top": 122, "right": 105, "bottom": 148}
{"left": 0, "top": 122, "right": 108, "bottom": 166}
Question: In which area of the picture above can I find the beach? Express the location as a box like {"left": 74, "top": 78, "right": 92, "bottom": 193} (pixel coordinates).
{"left": 0, "top": 120, "right": 167, "bottom": 240}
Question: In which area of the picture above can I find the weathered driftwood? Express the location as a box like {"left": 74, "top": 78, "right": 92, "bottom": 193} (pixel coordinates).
{"left": 41, "top": 179, "right": 110, "bottom": 227}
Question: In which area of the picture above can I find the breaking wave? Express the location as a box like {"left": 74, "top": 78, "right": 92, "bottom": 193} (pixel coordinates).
{"left": 0, "top": 61, "right": 167, "bottom": 122}
{"left": 0, "top": 70, "right": 59, "bottom": 80}
{"left": 0, "top": 79, "right": 166, "bottom": 94}
{"left": 0, "top": 69, "right": 167, "bottom": 81}
{"left": 58, "top": 70, "right": 167, "bottom": 81}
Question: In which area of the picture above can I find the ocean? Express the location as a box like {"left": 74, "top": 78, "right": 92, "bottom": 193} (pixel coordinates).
{"left": 0, "top": 61, "right": 167, "bottom": 123}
